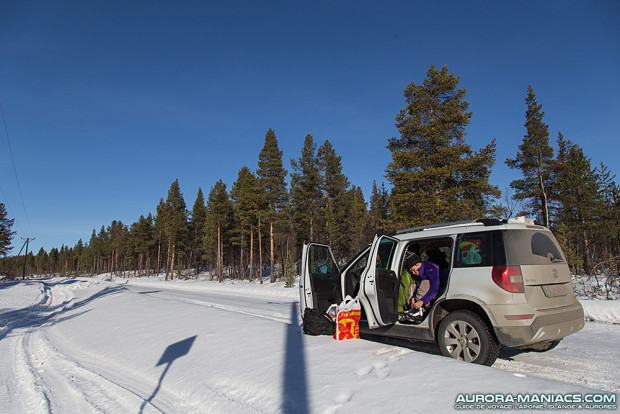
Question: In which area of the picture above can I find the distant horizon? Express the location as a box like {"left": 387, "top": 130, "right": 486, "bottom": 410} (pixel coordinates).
{"left": 2, "top": 1, "right": 618, "bottom": 255}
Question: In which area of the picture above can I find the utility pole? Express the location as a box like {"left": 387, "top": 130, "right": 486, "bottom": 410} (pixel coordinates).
{"left": 22, "top": 237, "right": 34, "bottom": 280}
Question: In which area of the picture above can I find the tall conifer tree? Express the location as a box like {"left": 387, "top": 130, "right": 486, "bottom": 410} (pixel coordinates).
{"left": 290, "top": 134, "right": 323, "bottom": 244}
{"left": 506, "top": 85, "right": 555, "bottom": 227}
{"left": 154, "top": 199, "right": 167, "bottom": 275}
{"left": 318, "top": 139, "right": 350, "bottom": 256}
{"left": 163, "top": 179, "right": 188, "bottom": 280}
{"left": 130, "top": 214, "right": 154, "bottom": 276}
{"left": 231, "top": 166, "right": 260, "bottom": 280}
{"left": 342, "top": 186, "right": 370, "bottom": 258}
{"left": 0, "top": 203, "right": 16, "bottom": 256}
{"left": 369, "top": 181, "right": 390, "bottom": 234}
{"left": 555, "top": 133, "right": 603, "bottom": 273}
{"left": 597, "top": 163, "right": 620, "bottom": 260}
{"left": 386, "top": 65, "right": 499, "bottom": 228}
{"left": 188, "top": 188, "right": 207, "bottom": 276}
{"left": 257, "top": 128, "right": 288, "bottom": 283}
{"left": 205, "top": 180, "right": 232, "bottom": 282}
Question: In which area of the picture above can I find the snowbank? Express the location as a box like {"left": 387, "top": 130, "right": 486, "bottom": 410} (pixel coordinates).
{"left": 580, "top": 299, "right": 620, "bottom": 324}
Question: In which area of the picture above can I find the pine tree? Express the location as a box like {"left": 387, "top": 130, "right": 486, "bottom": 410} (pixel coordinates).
{"left": 130, "top": 214, "right": 155, "bottom": 277}
{"left": 257, "top": 128, "right": 288, "bottom": 283}
{"left": 290, "top": 134, "right": 323, "bottom": 245}
{"left": 154, "top": 199, "right": 167, "bottom": 275}
{"left": 89, "top": 229, "right": 99, "bottom": 275}
{"left": 205, "top": 180, "right": 232, "bottom": 283}
{"left": 317, "top": 139, "right": 350, "bottom": 257}
{"left": 34, "top": 247, "right": 48, "bottom": 275}
{"left": 108, "top": 220, "right": 129, "bottom": 276}
{"left": 49, "top": 247, "right": 59, "bottom": 274}
{"left": 369, "top": 181, "right": 390, "bottom": 234}
{"left": 74, "top": 239, "right": 86, "bottom": 275}
{"left": 188, "top": 188, "right": 207, "bottom": 276}
{"left": 163, "top": 179, "right": 188, "bottom": 280}
{"left": 555, "top": 133, "right": 602, "bottom": 273}
{"left": 386, "top": 65, "right": 499, "bottom": 228}
{"left": 96, "top": 225, "right": 109, "bottom": 273}
{"left": 597, "top": 162, "right": 620, "bottom": 261}
{"left": 343, "top": 186, "right": 370, "bottom": 258}
{"left": 506, "top": 85, "right": 555, "bottom": 227}
{"left": 283, "top": 250, "right": 296, "bottom": 288}
{"left": 231, "top": 166, "right": 260, "bottom": 280}
{"left": 0, "top": 203, "right": 16, "bottom": 256}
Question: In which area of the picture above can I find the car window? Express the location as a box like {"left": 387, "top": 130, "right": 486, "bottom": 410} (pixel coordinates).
{"left": 531, "top": 232, "right": 563, "bottom": 261}
{"left": 402, "top": 238, "right": 453, "bottom": 285}
{"left": 376, "top": 238, "right": 397, "bottom": 269}
{"left": 403, "top": 238, "right": 452, "bottom": 266}
{"left": 308, "top": 244, "right": 338, "bottom": 275}
{"left": 349, "top": 251, "right": 369, "bottom": 275}
{"left": 455, "top": 232, "right": 495, "bottom": 267}
{"left": 504, "top": 230, "right": 566, "bottom": 265}
{"left": 343, "top": 249, "right": 370, "bottom": 297}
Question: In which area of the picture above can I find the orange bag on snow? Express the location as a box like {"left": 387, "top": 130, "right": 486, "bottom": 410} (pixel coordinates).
{"left": 333, "top": 296, "right": 361, "bottom": 341}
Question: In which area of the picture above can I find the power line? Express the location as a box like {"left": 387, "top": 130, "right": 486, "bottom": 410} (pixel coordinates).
{"left": 1, "top": 103, "right": 34, "bottom": 237}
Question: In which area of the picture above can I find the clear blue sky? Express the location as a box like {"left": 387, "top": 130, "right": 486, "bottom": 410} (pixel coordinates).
{"left": 1, "top": 1, "right": 619, "bottom": 255}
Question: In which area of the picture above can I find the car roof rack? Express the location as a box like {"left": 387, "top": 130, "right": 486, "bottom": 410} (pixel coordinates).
{"left": 394, "top": 218, "right": 502, "bottom": 235}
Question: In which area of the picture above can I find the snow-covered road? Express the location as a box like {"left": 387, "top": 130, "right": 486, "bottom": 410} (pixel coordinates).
{"left": 126, "top": 283, "right": 620, "bottom": 394}
{"left": 494, "top": 322, "right": 620, "bottom": 392}
{"left": 126, "top": 284, "right": 297, "bottom": 326}
{"left": 1, "top": 277, "right": 617, "bottom": 413}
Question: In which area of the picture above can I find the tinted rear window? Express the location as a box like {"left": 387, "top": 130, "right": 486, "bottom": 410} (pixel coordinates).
{"left": 454, "top": 230, "right": 506, "bottom": 268}
{"left": 503, "top": 230, "right": 566, "bottom": 265}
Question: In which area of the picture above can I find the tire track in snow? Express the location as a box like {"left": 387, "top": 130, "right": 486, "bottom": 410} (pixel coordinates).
{"left": 22, "top": 326, "right": 176, "bottom": 413}
{"left": 127, "top": 286, "right": 296, "bottom": 325}
{"left": 14, "top": 333, "right": 51, "bottom": 413}
{"left": 15, "top": 279, "right": 274, "bottom": 414}
{"left": 43, "top": 328, "right": 275, "bottom": 414}
{"left": 185, "top": 297, "right": 293, "bottom": 324}
{"left": 495, "top": 347, "right": 619, "bottom": 392}
{"left": 15, "top": 280, "right": 178, "bottom": 413}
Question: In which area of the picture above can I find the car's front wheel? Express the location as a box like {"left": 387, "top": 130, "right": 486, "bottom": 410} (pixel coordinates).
{"left": 437, "top": 310, "right": 499, "bottom": 366}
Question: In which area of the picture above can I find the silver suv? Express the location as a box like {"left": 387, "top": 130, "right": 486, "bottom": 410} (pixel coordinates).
{"left": 299, "top": 218, "right": 585, "bottom": 366}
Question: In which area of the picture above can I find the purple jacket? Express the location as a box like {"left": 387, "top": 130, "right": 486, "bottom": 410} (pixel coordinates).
{"left": 410, "top": 261, "right": 440, "bottom": 305}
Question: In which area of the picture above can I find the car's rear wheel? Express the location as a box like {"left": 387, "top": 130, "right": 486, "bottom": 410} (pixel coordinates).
{"left": 437, "top": 310, "right": 499, "bottom": 366}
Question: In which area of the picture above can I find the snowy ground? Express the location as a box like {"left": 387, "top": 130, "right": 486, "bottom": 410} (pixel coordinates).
{"left": 0, "top": 275, "right": 618, "bottom": 413}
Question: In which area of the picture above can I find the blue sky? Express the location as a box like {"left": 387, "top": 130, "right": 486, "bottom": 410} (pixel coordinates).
{"left": 1, "top": 1, "right": 619, "bottom": 255}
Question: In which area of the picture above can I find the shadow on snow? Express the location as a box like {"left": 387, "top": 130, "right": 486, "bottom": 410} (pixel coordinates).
{"left": 139, "top": 335, "right": 197, "bottom": 414}
{"left": 281, "top": 302, "right": 309, "bottom": 413}
{"left": 0, "top": 278, "right": 124, "bottom": 341}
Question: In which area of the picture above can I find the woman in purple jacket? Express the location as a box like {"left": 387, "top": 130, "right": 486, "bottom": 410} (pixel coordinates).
{"left": 405, "top": 253, "right": 440, "bottom": 314}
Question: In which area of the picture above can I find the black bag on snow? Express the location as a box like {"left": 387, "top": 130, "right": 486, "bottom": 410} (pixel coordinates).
{"left": 302, "top": 308, "right": 335, "bottom": 336}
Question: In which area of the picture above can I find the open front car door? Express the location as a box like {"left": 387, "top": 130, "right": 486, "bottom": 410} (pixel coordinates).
{"left": 300, "top": 242, "right": 343, "bottom": 317}
{"left": 360, "top": 235, "right": 400, "bottom": 328}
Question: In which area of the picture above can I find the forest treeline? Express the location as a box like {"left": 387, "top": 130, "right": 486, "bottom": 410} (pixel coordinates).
{"left": 1, "top": 65, "right": 618, "bottom": 283}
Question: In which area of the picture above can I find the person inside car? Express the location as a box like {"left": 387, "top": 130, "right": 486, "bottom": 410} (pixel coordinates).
{"left": 399, "top": 253, "right": 441, "bottom": 322}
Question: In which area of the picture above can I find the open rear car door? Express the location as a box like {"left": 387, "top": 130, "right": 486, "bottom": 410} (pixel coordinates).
{"left": 300, "top": 242, "right": 343, "bottom": 317}
{"left": 360, "top": 235, "right": 400, "bottom": 328}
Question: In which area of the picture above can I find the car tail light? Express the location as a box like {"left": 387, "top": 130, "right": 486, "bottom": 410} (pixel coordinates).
{"left": 492, "top": 265, "right": 524, "bottom": 293}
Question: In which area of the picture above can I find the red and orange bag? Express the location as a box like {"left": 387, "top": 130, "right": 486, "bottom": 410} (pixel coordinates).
{"left": 333, "top": 296, "right": 361, "bottom": 341}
